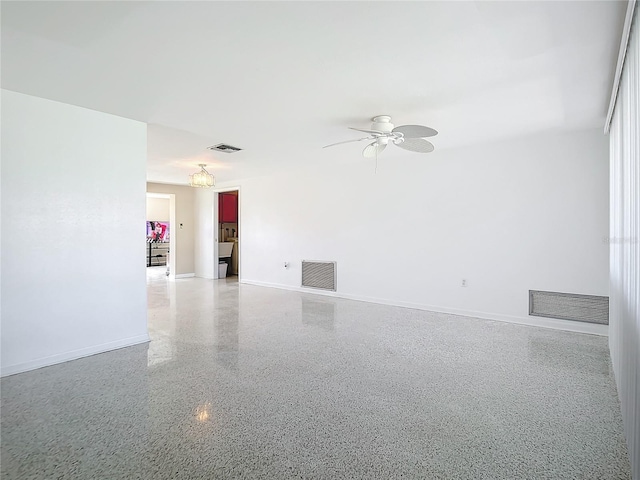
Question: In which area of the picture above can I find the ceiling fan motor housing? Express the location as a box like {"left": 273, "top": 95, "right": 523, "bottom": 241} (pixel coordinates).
{"left": 371, "top": 115, "right": 394, "bottom": 133}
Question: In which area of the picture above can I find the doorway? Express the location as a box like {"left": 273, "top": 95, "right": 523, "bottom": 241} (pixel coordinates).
{"left": 146, "top": 192, "right": 176, "bottom": 278}
{"left": 216, "top": 189, "right": 239, "bottom": 280}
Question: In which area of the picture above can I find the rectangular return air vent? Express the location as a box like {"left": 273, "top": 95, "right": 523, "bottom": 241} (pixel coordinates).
{"left": 529, "top": 290, "right": 609, "bottom": 325}
{"left": 301, "top": 260, "right": 337, "bottom": 292}
{"left": 208, "top": 143, "right": 242, "bottom": 153}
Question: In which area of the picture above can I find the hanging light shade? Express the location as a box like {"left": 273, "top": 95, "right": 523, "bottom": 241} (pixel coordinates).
{"left": 189, "top": 164, "right": 215, "bottom": 188}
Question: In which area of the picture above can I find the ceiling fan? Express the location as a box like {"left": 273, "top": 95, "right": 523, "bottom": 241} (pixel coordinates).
{"left": 323, "top": 115, "right": 438, "bottom": 158}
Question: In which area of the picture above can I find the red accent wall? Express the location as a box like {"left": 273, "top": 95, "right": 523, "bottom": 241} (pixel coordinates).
{"left": 219, "top": 192, "right": 238, "bottom": 223}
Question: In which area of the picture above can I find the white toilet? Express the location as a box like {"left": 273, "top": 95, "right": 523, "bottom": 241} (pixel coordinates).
{"left": 218, "top": 242, "right": 234, "bottom": 278}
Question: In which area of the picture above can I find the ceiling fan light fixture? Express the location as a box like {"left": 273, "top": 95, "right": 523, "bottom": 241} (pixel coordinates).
{"left": 189, "top": 164, "right": 215, "bottom": 188}
{"left": 363, "top": 142, "right": 387, "bottom": 158}
{"left": 324, "top": 115, "right": 438, "bottom": 158}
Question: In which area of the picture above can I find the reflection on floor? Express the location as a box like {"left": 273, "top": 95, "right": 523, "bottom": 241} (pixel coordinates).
{"left": 1, "top": 273, "right": 632, "bottom": 479}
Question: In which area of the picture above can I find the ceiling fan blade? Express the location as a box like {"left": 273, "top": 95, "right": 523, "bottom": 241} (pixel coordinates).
{"left": 323, "top": 136, "right": 373, "bottom": 148}
{"left": 392, "top": 125, "right": 438, "bottom": 138}
{"left": 363, "top": 141, "right": 387, "bottom": 158}
{"left": 395, "top": 138, "right": 435, "bottom": 153}
{"left": 349, "top": 127, "right": 386, "bottom": 136}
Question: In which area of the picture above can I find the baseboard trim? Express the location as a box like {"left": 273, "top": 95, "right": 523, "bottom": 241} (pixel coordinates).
{"left": 195, "top": 274, "right": 215, "bottom": 279}
{"left": 1, "top": 333, "right": 151, "bottom": 377}
{"left": 240, "top": 280, "right": 608, "bottom": 336}
{"left": 174, "top": 273, "right": 195, "bottom": 279}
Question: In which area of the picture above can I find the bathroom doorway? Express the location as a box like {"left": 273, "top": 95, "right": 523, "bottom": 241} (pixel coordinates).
{"left": 216, "top": 189, "right": 239, "bottom": 279}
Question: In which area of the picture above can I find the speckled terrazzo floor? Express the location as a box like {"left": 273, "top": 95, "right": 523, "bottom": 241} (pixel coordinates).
{"left": 1, "top": 269, "right": 631, "bottom": 479}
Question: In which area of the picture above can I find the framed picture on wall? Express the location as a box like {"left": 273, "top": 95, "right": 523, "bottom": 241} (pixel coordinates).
{"left": 147, "top": 221, "right": 170, "bottom": 243}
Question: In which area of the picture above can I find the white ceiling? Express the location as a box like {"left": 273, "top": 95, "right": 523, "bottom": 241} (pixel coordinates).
{"left": 1, "top": 1, "right": 626, "bottom": 185}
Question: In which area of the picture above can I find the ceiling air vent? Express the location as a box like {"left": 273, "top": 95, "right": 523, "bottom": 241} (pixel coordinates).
{"left": 208, "top": 144, "right": 242, "bottom": 153}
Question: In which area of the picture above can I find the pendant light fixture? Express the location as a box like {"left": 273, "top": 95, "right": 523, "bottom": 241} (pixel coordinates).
{"left": 189, "top": 164, "right": 215, "bottom": 188}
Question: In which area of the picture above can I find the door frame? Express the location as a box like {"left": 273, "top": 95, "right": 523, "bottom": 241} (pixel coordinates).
{"left": 145, "top": 192, "right": 176, "bottom": 277}
{"left": 213, "top": 186, "right": 240, "bottom": 280}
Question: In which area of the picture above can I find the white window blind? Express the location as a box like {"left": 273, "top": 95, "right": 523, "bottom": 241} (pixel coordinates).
{"left": 609, "top": 4, "right": 639, "bottom": 478}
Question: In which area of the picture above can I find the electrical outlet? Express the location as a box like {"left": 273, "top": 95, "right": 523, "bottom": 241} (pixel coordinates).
{"left": 461, "top": 279, "right": 467, "bottom": 287}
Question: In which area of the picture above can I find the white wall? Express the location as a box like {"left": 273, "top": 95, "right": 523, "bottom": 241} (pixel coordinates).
{"left": 236, "top": 128, "right": 609, "bottom": 333}
{"left": 194, "top": 188, "right": 215, "bottom": 279}
{"left": 609, "top": 5, "right": 639, "bottom": 478}
{"left": 1, "top": 90, "right": 149, "bottom": 376}
{"left": 146, "top": 196, "right": 170, "bottom": 221}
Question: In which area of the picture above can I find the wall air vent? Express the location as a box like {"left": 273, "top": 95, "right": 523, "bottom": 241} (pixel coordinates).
{"left": 208, "top": 144, "right": 242, "bottom": 153}
{"left": 529, "top": 290, "right": 609, "bottom": 325}
{"left": 301, "top": 261, "right": 337, "bottom": 292}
